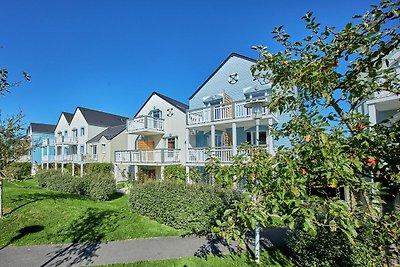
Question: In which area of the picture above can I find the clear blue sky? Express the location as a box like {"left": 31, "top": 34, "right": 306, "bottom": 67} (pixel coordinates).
{"left": 0, "top": 0, "right": 376, "bottom": 126}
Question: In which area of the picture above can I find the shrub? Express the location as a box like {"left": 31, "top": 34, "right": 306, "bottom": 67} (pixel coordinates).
{"left": 163, "top": 165, "right": 186, "bottom": 183}
{"left": 4, "top": 162, "right": 32, "bottom": 180}
{"left": 83, "top": 173, "right": 115, "bottom": 200}
{"left": 86, "top": 163, "right": 113, "bottom": 175}
{"left": 129, "top": 181, "right": 240, "bottom": 233}
{"left": 288, "top": 225, "right": 383, "bottom": 267}
{"left": 136, "top": 168, "right": 156, "bottom": 183}
{"left": 36, "top": 170, "right": 115, "bottom": 200}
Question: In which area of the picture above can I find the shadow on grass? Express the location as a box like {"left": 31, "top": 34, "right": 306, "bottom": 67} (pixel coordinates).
{"left": 6, "top": 192, "right": 87, "bottom": 216}
{"left": 0, "top": 225, "right": 45, "bottom": 250}
{"left": 40, "top": 207, "right": 122, "bottom": 267}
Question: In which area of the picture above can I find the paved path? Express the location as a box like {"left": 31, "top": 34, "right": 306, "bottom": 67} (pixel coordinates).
{"left": 0, "top": 228, "right": 287, "bottom": 267}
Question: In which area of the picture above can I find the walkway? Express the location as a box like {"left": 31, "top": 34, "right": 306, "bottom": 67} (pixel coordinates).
{"left": 0, "top": 228, "right": 287, "bottom": 267}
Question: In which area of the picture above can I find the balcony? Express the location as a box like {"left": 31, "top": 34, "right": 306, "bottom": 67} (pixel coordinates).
{"left": 115, "top": 149, "right": 180, "bottom": 164}
{"left": 54, "top": 136, "right": 78, "bottom": 145}
{"left": 53, "top": 154, "right": 97, "bottom": 163}
{"left": 42, "top": 155, "right": 55, "bottom": 163}
{"left": 187, "top": 147, "right": 233, "bottom": 164}
{"left": 187, "top": 98, "right": 273, "bottom": 127}
{"left": 126, "top": 115, "right": 164, "bottom": 135}
{"left": 17, "top": 155, "right": 31, "bottom": 163}
{"left": 42, "top": 138, "right": 55, "bottom": 147}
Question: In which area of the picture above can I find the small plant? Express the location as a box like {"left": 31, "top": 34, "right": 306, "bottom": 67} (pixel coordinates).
{"left": 163, "top": 165, "right": 186, "bottom": 183}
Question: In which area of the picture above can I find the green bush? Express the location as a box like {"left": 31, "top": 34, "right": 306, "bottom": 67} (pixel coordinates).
{"left": 129, "top": 181, "right": 240, "bottom": 233}
{"left": 36, "top": 170, "right": 115, "bottom": 200}
{"left": 83, "top": 173, "right": 115, "bottom": 200}
{"left": 163, "top": 165, "right": 186, "bottom": 183}
{"left": 4, "top": 162, "right": 32, "bottom": 180}
{"left": 86, "top": 163, "right": 113, "bottom": 175}
{"left": 288, "top": 225, "right": 383, "bottom": 267}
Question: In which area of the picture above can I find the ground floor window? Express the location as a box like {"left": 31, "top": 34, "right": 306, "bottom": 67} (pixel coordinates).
{"left": 247, "top": 131, "right": 267, "bottom": 145}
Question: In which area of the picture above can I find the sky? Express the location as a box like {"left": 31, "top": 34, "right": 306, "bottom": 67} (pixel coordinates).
{"left": 0, "top": 0, "right": 378, "bottom": 127}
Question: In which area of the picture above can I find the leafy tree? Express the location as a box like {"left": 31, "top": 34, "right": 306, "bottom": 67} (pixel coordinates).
{"left": 0, "top": 66, "right": 30, "bottom": 218}
{"left": 212, "top": 1, "right": 399, "bottom": 266}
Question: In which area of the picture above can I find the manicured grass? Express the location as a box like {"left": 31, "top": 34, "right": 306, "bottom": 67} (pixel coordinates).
{"left": 0, "top": 178, "right": 185, "bottom": 247}
{"left": 96, "top": 249, "right": 293, "bottom": 267}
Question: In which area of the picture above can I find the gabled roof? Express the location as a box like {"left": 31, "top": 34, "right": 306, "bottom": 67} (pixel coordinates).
{"left": 30, "top": 123, "right": 56, "bottom": 134}
{"left": 189, "top": 52, "right": 257, "bottom": 100}
{"left": 87, "top": 124, "right": 126, "bottom": 143}
{"left": 76, "top": 106, "right": 128, "bottom": 127}
{"left": 55, "top": 112, "right": 74, "bottom": 129}
{"left": 63, "top": 112, "right": 74, "bottom": 124}
{"left": 133, "top": 92, "right": 188, "bottom": 117}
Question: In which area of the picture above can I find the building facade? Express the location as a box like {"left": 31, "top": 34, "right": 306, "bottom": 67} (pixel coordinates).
{"left": 115, "top": 92, "right": 188, "bottom": 180}
{"left": 185, "top": 53, "right": 291, "bottom": 173}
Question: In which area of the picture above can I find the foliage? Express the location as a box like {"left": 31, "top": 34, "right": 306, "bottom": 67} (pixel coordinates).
{"left": 37, "top": 170, "right": 115, "bottom": 200}
{"left": 84, "top": 173, "right": 116, "bottom": 201}
{"left": 288, "top": 223, "right": 383, "bottom": 267}
{"left": 188, "top": 167, "right": 201, "bottom": 184}
{"left": 0, "top": 178, "right": 182, "bottom": 247}
{"left": 209, "top": 1, "right": 400, "bottom": 265}
{"left": 129, "top": 181, "right": 240, "bottom": 233}
{"left": 136, "top": 168, "right": 156, "bottom": 183}
{"left": 163, "top": 164, "right": 186, "bottom": 183}
{"left": 3, "top": 162, "right": 32, "bottom": 180}
{"left": 85, "top": 163, "right": 113, "bottom": 176}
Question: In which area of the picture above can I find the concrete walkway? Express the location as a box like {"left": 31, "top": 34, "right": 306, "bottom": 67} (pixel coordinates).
{"left": 0, "top": 228, "right": 287, "bottom": 267}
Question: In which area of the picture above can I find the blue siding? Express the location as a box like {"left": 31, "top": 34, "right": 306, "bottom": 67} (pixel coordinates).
{"left": 31, "top": 132, "right": 54, "bottom": 164}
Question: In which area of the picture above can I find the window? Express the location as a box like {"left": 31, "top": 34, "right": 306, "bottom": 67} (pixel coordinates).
{"left": 167, "top": 138, "right": 176, "bottom": 150}
{"left": 57, "top": 131, "right": 62, "bottom": 137}
{"left": 80, "top": 145, "right": 84, "bottom": 155}
{"left": 91, "top": 145, "right": 97, "bottom": 155}
{"left": 80, "top": 127, "right": 85, "bottom": 136}
{"left": 72, "top": 128, "right": 77, "bottom": 137}
{"left": 246, "top": 131, "right": 267, "bottom": 145}
{"left": 151, "top": 109, "right": 162, "bottom": 118}
{"left": 245, "top": 89, "right": 267, "bottom": 100}
{"left": 64, "top": 130, "right": 68, "bottom": 137}
{"left": 102, "top": 143, "right": 106, "bottom": 153}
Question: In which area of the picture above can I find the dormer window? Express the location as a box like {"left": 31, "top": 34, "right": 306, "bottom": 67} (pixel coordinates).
{"left": 243, "top": 86, "right": 271, "bottom": 100}
{"left": 150, "top": 109, "right": 162, "bottom": 119}
{"left": 203, "top": 94, "right": 223, "bottom": 106}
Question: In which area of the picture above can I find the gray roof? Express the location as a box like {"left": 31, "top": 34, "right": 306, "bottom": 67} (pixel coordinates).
{"left": 87, "top": 124, "right": 126, "bottom": 143}
{"left": 63, "top": 112, "right": 74, "bottom": 124}
{"left": 134, "top": 92, "right": 188, "bottom": 117}
{"left": 77, "top": 106, "right": 128, "bottom": 127}
{"left": 30, "top": 123, "right": 56, "bottom": 134}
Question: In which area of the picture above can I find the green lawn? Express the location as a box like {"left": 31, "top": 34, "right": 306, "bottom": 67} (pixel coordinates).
{"left": 96, "top": 249, "right": 293, "bottom": 267}
{"left": 0, "top": 178, "right": 184, "bottom": 247}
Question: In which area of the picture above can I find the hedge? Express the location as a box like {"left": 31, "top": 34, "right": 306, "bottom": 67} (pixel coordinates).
{"left": 163, "top": 165, "right": 186, "bottom": 183}
{"left": 86, "top": 163, "right": 113, "bottom": 175}
{"left": 4, "top": 162, "right": 32, "bottom": 180}
{"left": 129, "top": 181, "right": 240, "bottom": 233}
{"left": 288, "top": 225, "right": 383, "bottom": 267}
{"left": 36, "top": 170, "right": 115, "bottom": 200}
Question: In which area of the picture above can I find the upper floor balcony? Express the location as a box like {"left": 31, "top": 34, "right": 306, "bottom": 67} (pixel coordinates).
{"left": 42, "top": 138, "right": 55, "bottom": 147}
{"left": 115, "top": 149, "right": 180, "bottom": 165}
{"left": 52, "top": 154, "right": 98, "bottom": 163}
{"left": 126, "top": 115, "right": 164, "bottom": 135}
{"left": 187, "top": 98, "right": 274, "bottom": 127}
{"left": 54, "top": 136, "right": 78, "bottom": 145}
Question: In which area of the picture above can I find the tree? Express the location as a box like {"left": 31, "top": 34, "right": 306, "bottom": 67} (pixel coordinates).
{"left": 212, "top": 1, "right": 400, "bottom": 266}
{"left": 0, "top": 66, "right": 30, "bottom": 218}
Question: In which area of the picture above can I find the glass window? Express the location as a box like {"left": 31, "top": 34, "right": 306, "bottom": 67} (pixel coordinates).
{"left": 80, "top": 145, "right": 84, "bottom": 154}
{"left": 167, "top": 138, "right": 176, "bottom": 150}
{"left": 58, "top": 131, "right": 62, "bottom": 137}
{"left": 64, "top": 130, "right": 68, "bottom": 137}
{"left": 151, "top": 110, "right": 162, "bottom": 118}
{"left": 246, "top": 131, "right": 267, "bottom": 145}
{"left": 80, "top": 127, "right": 85, "bottom": 136}
{"left": 72, "top": 128, "right": 78, "bottom": 137}
{"left": 92, "top": 145, "right": 97, "bottom": 155}
{"left": 102, "top": 144, "right": 106, "bottom": 153}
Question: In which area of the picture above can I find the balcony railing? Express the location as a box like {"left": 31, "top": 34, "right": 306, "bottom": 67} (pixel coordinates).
{"left": 17, "top": 155, "right": 31, "bottom": 162}
{"left": 115, "top": 149, "right": 180, "bottom": 164}
{"left": 42, "top": 138, "right": 55, "bottom": 146}
{"left": 42, "top": 155, "right": 55, "bottom": 163}
{"left": 187, "top": 98, "right": 269, "bottom": 126}
{"left": 126, "top": 115, "right": 164, "bottom": 134}
{"left": 54, "top": 136, "right": 78, "bottom": 145}
{"left": 52, "top": 154, "right": 98, "bottom": 162}
{"left": 187, "top": 147, "right": 233, "bottom": 164}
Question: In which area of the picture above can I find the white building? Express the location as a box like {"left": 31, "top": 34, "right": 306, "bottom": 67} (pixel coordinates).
{"left": 115, "top": 92, "right": 188, "bottom": 180}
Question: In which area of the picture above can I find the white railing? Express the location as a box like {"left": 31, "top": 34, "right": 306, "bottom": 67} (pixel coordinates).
{"left": 17, "top": 155, "right": 31, "bottom": 162}
{"left": 187, "top": 147, "right": 233, "bottom": 163}
{"left": 127, "top": 116, "right": 164, "bottom": 132}
{"left": 54, "top": 136, "right": 78, "bottom": 144}
{"left": 187, "top": 98, "right": 269, "bottom": 125}
{"left": 42, "top": 155, "right": 55, "bottom": 162}
{"left": 187, "top": 108, "right": 212, "bottom": 125}
{"left": 115, "top": 149, "right": 180, "bottom": 164}
{"left": 42, "top": 139, "right": 55, "bottom": 146}
{"left": 53, "top": 154, "right": 97, "bottom": 162}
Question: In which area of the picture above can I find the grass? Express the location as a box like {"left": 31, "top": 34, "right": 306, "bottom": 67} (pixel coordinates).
{"left": 96, "top": 249, "right": 293, "bottom": 267}
{"left": 0, "top": 178, "right": 185, "bottom": 247}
